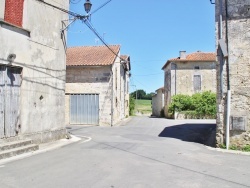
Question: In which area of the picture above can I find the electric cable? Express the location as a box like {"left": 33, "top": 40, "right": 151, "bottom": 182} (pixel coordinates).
{"left": 70, "top": 0, "right": 82, "bottom": 4}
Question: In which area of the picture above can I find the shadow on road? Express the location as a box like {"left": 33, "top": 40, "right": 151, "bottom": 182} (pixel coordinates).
{"left": 158, "top": 123, "right": 216, "bottom": 147}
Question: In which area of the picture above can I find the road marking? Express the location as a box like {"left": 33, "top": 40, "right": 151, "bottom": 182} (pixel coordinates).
{"left": 0, "top": 165, "right": 5, "bottom": 168}
{"left": 74, "top": 135, "right": 92, "bottom": 144}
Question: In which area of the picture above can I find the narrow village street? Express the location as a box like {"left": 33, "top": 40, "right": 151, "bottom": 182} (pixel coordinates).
{"left": 0, "top": 116, "right": 249, "bottom": 188}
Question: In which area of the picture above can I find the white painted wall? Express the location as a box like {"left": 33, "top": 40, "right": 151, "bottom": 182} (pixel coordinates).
{"left": 152, "top": 89, "right": 164, "bottom": 117}
{"left": 0, "top": 0, "right": 5, "bottom": 20}
{"left": 0, "top": 0, "right": 69, "bottom": 142}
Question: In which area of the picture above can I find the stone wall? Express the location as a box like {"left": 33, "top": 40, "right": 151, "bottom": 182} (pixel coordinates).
{"left": 65, "top": 66, "right": 112, "bottom": 126}
{"left": 174, "top": 61, "right": 216, "bottom": 95}
{"left": 66, "top": 59, "right": 129, "bottom": 126}
{"left": 216, "top": 0, "right": 250, "bottom": 147}
{"left": 163, "top": 61, "right": 216, "bottom": 118}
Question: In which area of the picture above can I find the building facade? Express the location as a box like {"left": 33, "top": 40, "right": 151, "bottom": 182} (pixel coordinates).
{"left": 216, "top": 0, "right": 250, "bottom": 147}
{"left": 0, "top": 0, "right": 69, "bottom": 143}
{"left": 162, "top": 51, "right": 216, "bottom": 117}
{"left": 65, "top": 45, "right": 130, "bottom": 126}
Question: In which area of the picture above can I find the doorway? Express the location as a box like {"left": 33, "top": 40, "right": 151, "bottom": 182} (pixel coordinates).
{"left": 0, "top": 65, "right": 22, "bottom": 138}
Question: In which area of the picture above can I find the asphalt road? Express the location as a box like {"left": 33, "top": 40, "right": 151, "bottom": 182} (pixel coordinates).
{"left": 0, "top": 117, "right": 250, "bottom": 188}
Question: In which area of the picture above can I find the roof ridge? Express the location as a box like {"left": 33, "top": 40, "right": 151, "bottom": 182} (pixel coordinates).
{"left": 67, "top": 44, "right": 121, "bottom": 49}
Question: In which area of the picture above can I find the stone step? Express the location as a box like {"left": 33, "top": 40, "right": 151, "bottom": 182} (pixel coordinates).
{"left": 0, "top": 139, "right": 33, "bottom": 151}
{"left": 0, "top": 144, "right": 39, "bottom": 160}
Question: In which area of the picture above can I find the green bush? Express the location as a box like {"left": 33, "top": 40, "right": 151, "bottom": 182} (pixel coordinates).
{"left": 129, "top": 96, "right": 135, "bottom": 116}
{"left": 168, "top": 91, "right": 216, "bottom": 119}
{"left": 168, "top": 94, "right": 194, "bottom": 114}
{"left": 242, "top": 145, "right": 250, "bottom": 152}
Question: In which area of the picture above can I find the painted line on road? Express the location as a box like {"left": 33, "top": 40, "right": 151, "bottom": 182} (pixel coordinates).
{"left": 74, "top": 135, "right": 92, "bottom": 144}
{"left": 0, "top": 165, "right": 5, "bottom": 168}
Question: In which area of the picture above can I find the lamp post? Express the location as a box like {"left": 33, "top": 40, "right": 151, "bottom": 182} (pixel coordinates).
{"left": 84, "top": 0, "right": 92, "bottom": 13}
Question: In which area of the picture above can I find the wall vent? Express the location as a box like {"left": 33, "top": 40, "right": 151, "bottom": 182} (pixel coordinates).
{"left": 230, "top": 116, "right": 247, "bottom": 131}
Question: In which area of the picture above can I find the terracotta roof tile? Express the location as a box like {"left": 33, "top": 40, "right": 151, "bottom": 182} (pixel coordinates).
{"left": 162, "top": 51, "right": 216, "bottom": 70}
{"left": 67, "top": 45, "right": 120, "bottom": 66}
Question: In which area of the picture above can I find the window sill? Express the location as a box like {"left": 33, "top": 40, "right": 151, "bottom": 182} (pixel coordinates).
{"left": 0, "top": 20, "right": 30, "bottom": 37}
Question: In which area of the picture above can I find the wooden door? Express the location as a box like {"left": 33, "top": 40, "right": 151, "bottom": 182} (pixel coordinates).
{"left": 0, "top": 65, "right": 21, "bottom": 138}
{"left": 0, "top": 66, "right": 5, "bottom": 139}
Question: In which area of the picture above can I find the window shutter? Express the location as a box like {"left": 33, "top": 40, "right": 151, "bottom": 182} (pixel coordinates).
{"left": 4, "top": 0, "right": 24, "bottom": 27}
{"left": 194, "top": 75, "right": 201, "bottom": 92}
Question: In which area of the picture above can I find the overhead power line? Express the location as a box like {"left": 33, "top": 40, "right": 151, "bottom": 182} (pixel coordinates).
{"left": 36, "top": 0, "right": 126, "bottom": 62}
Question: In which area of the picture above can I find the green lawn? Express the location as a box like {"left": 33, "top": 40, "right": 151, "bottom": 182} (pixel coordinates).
{"left": 135, "top": 99, "right": 152, "bottom": 115}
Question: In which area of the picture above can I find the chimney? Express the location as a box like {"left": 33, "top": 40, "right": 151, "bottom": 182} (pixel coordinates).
{"left": 179, "top": 51, "right": 186, "bottom": 59}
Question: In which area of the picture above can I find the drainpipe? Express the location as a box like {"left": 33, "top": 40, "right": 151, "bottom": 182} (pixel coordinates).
{"left": 219, "top": 0, "right": 224, "bottom": 95}
{"left": 225, "top": 0, "right": 231, "bottom": 150}
{"left": 172, "top": 62, "right": 177, "bottom": 119}
{"left": 110, "top": 65, "right": 114, "bottom": 127}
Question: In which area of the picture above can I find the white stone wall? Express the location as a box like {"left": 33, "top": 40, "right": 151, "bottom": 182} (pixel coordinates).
{"left": 0, "top": 0, "right": 69, "bottom": 142}
{"left": 216, "top": 0, "right": 250, "bottom": 146}
{"left": 152, "top": 89, "right": 164, "bottom": 117}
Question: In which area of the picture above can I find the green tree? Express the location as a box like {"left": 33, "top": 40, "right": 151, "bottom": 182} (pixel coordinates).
{"left": 130, "top": 89, "right": 146, "bottom": 99}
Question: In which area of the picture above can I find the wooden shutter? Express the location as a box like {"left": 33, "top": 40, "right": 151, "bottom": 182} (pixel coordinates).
{"left": 4, "top": 0, "right": 24, "bottom": 27}
{"left": 194, "top": 75, "right": 201, "bottom": 92}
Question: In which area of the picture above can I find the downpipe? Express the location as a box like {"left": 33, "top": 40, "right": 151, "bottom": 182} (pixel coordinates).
{"left": 226, "top": 90, "right": 231, "bottom": 150}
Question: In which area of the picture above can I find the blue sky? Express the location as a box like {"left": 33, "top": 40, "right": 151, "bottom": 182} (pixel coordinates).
{"left": 68, "top": 0, "right": 215, "bottom": 94}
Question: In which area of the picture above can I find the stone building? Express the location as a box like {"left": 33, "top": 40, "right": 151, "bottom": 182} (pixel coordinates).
{"left": 152, "top": 87, "right": 164, "bottom": 117}
{"left": 65, "top": 45, "right": 130, "bottom": 126}
{"left": 215, "top": 0, "right": 250, "bottom": 147}
{"left": 162, "top": 51, "right": 216, "bottom": 117}
{"left": 0, "top": 0, "right": 69, "bottom": 143}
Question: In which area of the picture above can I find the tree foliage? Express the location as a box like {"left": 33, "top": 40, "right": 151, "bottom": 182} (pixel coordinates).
{"left": 130, "top": 90, "right": 155, "bottom": 100}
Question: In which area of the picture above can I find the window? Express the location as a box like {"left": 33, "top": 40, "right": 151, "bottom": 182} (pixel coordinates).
{"left": 4, "top": 0, "right": 24, "bottom": 27}
{"left": 193, "top": 75, "right": 201, "bottom": 92}
{"left": 194, "top": 66, "right": 200, "bottom": 70}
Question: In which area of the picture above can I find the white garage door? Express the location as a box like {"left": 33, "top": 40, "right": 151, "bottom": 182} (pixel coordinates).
{"left": 70, "top": 94, "right": 99, "bottom": 125}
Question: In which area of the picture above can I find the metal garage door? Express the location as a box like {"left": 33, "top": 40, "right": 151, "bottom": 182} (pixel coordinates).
{"left": 70, "top": 94, "right": 99, "bottom": 125}
{"left": 0, "top": 65, "right": 22, "bottom": 138}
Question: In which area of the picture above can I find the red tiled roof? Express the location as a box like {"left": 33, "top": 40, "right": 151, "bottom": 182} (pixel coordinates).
{"left": 162, "top": 52, "right": 216, "bottom": 70}
{"left": 67, "top": 45, "right": 120, "bottom": 66}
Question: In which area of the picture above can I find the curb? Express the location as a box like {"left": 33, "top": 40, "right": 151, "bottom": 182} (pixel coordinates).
{"left": 0, "top": 134, "right": 88, "bottom": 165}
{"left": 206, "top": 146, "right": 250, "bottom": 156}
{"left": 113, "top": 116, "right": 133, "bottom": 126}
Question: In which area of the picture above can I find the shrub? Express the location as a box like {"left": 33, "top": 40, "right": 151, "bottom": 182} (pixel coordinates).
{"left": 168, "top": 91, "right": 216, "bottom": 119}
{"left": 168, "top": 94, "right": 194, "bottom": 114}
{"left": 129, "top": 96, "right": 135, "bottom": 116}
{"left": 242, "top": 145, "right": 250, "bottom": 152}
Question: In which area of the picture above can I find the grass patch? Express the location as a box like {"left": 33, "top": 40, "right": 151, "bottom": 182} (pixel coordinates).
{"left": 218, "top": 144, "right": 250, "bottom": 152}
{"left": 135, "top": 99, "right": 152, "bottom": 115}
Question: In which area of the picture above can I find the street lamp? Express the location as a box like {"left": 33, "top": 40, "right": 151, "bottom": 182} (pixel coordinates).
{"left": 84, "top": 0, "right": 92, "bottom": 13}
